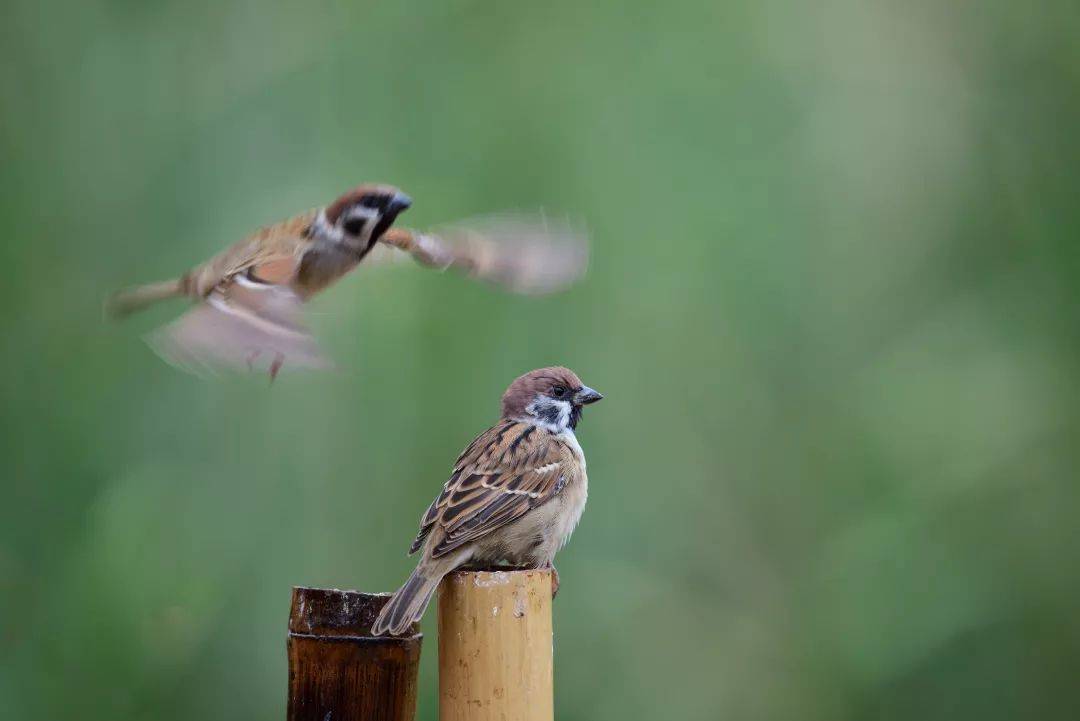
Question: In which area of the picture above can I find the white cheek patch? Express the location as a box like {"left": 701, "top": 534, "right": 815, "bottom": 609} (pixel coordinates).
{"left": 343, "top": 205, "right": 379, "bottom": 224}
{"left": 311, "top": 210, "right": 345, "bottom": 244}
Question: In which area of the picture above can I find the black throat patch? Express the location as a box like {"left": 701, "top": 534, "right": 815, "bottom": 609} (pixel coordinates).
{"left": 367, "top": 211, "right": 402, "bottom": 250}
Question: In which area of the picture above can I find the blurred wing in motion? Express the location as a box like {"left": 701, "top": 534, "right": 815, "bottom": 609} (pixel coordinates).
{"left": 146, "top": 275, "right": 330, "bottom": 379}
{"left": 379, "top": 212, "right": 588, "bottom": 295}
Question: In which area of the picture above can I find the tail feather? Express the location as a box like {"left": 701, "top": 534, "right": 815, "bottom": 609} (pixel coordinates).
{"left": 372, "top": 567, "right": 442, "bottom": 637}
{"left": 105, "top": 279, "right": 185, "bottom": 319}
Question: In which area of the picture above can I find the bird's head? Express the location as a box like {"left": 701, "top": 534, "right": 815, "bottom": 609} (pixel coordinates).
{"left": 324, "top": 183, "right": 412, "bottom": 248}
{"left": 501, "top": 366, "right": 603, "bottom": 431}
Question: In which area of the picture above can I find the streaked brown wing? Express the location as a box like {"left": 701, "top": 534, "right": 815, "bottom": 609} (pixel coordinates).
{"left": 184, "top": 209, "right": 318, "bottom": 296}
{"left": 379, "top": 212, "right": 588, "bottom": 295}
{"left": 409, "top": 420, "right": 574, "bottom": 558}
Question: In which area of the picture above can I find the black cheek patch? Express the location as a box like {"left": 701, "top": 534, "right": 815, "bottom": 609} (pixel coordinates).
{"left": 537, "top": 404, "right": 562, "bottom": 426}
{"left": 343, "top": 217, "right": 366, "bottom": 235}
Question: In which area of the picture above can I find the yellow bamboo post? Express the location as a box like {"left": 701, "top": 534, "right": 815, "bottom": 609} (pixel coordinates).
{"left": 437, "top": 568, "right": 554, "bottom": 721}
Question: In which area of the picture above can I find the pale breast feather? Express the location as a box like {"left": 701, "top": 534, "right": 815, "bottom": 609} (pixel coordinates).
{"left": 558, "top": 428, "right": 586, "bottom": 468}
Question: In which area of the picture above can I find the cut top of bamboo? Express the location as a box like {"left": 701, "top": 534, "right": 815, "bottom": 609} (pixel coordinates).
{"left": 287, "top": 587, "right": 422, "bottom": 721}
{"left": 289, "top": 586, "right": 420, "bottom": 640}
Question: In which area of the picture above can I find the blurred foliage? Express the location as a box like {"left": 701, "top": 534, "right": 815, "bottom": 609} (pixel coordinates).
{"left": 2, "top": 1, "right": 1080, "bottom": 719}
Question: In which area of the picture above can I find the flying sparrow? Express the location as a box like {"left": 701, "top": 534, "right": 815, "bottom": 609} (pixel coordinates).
{"left": 371, "top": 366, "right": 603, "bottom": 636}
{"left": 106, "top": 184, "right": 587, "bottom": 378}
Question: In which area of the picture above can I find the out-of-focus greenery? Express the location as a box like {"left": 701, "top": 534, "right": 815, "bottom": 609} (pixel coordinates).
{"left": 3, "top": 1, "right": 1079, "bottom": 719}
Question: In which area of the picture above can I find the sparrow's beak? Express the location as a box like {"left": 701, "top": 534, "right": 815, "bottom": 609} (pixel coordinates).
{"left": 575, "top": 386, "right": 604, "bottom": 405}
{"left": 388, "top": 192, "right": 412, "bottom": 214}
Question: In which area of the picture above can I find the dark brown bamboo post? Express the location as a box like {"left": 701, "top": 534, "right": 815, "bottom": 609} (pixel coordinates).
{"left": 287, "top": 586, "right": 422, "bottom": 721}
{"left": 437, "top": 569, "right": 554, "bottom": 721}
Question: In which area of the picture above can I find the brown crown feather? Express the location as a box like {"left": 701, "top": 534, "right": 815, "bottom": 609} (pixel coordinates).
{"left": 500, "top": 366, "right": 584, "bottom": 418}
{"left": 324, "top": 183, "right": 404, "bottom": 224}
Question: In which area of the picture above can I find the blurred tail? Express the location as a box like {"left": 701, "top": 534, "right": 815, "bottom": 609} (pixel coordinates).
{"left": 372, "top": 565, "right": 445, "bottom": 636}
{"left": 105, "top": 279, "right": 185, "bottom": 319}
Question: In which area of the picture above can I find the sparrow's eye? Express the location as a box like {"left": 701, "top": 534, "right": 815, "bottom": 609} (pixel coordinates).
{"left": 551, "top": 385, "right": 567, "bottom": 398}
{"left": 343, "top": 217, "right": 367, "bottom": 235}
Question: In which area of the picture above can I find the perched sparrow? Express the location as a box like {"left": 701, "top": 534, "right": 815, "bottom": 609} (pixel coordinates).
{"left": 372, "top": 366, "right": 603, "bottom": 636}
{"left": 106, "top": 184, "right": 587, "bottom": 378}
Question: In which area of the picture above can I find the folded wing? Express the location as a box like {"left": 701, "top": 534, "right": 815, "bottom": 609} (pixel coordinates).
{"left": 410, "top": 420, "right": 575, "bottom": 558}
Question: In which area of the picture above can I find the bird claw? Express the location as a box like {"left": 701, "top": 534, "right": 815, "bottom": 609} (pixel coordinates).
{"left": 269, "top": 353, "right": 284, "bottom": 383}
{"left": 545, "top": 563, "right": 560, "bottom": 599}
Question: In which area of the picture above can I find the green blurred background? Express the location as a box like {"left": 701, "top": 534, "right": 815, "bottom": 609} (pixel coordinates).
{"left": 3, "top": 1, "right": 1079, "bottom": 719}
